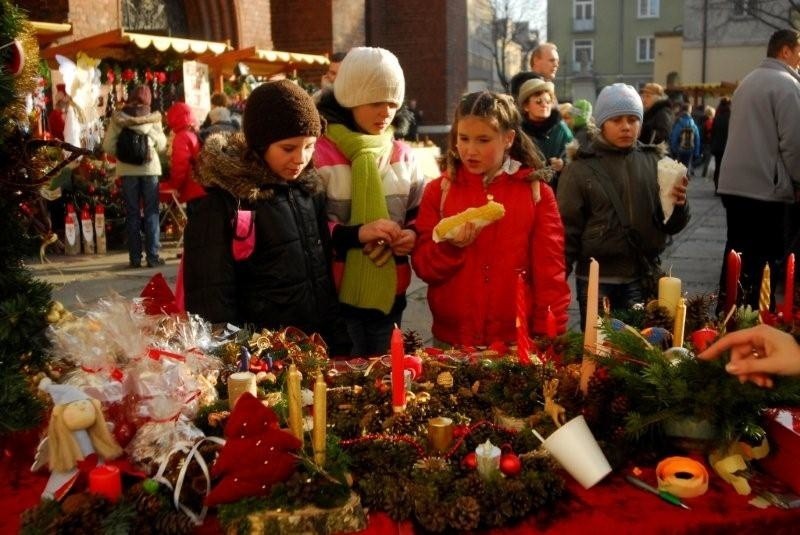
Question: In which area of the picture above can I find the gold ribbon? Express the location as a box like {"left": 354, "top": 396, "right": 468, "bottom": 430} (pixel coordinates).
{"left": 709, "top": 437, "right": 770, "bottom": 495}
{"left": 656, "top": 456, "right": 709, "bottom": 498}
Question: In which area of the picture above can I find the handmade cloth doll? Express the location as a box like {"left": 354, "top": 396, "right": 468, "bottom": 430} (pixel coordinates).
{"left": 34, "top": 378, "right": 123, "bottom": 500}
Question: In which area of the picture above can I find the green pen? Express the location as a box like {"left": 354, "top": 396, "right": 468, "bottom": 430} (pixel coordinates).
{"left": 625, "top": 475, "right": 691, "bottom": 510}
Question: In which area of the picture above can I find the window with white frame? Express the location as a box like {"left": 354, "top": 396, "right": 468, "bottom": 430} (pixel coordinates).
{"left": 637, "top": 36, "right": 655, "bottom": 62}
{"left": 638, "top": 0, "right": 659, "bottom": 18}
{"left": 572, "top": 39, "right": 594, "bottom": 72}
{"left": 574, "top": 0, "right": 594, "bottom": 21}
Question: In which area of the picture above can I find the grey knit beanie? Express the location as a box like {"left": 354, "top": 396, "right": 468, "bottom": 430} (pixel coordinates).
{"left": 593, "top": 83, "right": 643, "bottom": 126}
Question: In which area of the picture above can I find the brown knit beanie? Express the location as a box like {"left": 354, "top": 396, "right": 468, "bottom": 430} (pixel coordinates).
{"left": 243, "top": 80, "right": 322, "bottom": 154}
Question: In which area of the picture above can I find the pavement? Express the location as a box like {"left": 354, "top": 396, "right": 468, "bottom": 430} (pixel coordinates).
{"left": 26, "top": 168, "right": 727, "bottom": 345}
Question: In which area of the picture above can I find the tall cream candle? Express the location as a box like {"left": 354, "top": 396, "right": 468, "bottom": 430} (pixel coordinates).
{"left": 658, "top": 273, "right": 682, "bottom": 318}
{"left": 672, "top": 297, "right": 687, "bottom": 348}
{"left": 286, "top": 364, "right": 304, "bottom": 446}
{"left": 580, "top": 258, "right": 600, "bottom": 395}
{"left": 312, "top": 373, "right": 327, "bottom": 466}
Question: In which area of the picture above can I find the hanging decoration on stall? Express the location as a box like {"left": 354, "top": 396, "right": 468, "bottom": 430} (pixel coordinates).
{"left": 55, "top": 52, "right": 104, "bottom": 151}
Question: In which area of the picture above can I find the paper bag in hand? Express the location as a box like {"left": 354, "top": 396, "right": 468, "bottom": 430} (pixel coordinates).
{"left": 657, "top": 157, "right": 687, "bottom": 223}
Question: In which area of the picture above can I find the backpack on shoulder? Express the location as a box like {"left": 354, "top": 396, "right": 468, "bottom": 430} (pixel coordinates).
{"left": 116, "top": 127, "right": 151, "bottom": 165}
{"left": 678, "top": 125, "right": 695, "bottom": 152}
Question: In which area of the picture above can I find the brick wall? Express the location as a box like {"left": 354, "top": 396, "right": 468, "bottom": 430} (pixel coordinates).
{"left": 17, "top": 0, "right": 69, "bottom": 23}
{"left": 367, "top": 0, "right": 467, "bottom": 128}
{"left": 66, "top": 0, "right": 120, "bottom": 39}
{"left": 270, "top": 0, "right": 334, "bottom": 54}
{"left": 237, "top": 0, "right": 272, "bottom": 49}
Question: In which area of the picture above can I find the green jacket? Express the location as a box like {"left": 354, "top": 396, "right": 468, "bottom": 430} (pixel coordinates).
{"left": 557, "top": 136, "right": 690, "bottom": 281}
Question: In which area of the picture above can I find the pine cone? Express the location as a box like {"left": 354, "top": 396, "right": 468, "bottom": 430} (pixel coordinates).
{"left": 415, "top": 502, "right": 448, "bottom": 533}
{"left": 685, "top": 294, "right": 715, "bottom": 333}
{"left": 448, "top": 496, "right": 481, "bottom": 531}
{"left": 506, "top": 479, "right": 533, "bottom": 517}
{"left": 644, "top": 300, "right": 673, "bottom": 330}
{"left": 610, "top": 395, "right": 630, "bottom": 416}
{"left": 152, "top": 511, "right": 195, "bottom": 535}
{"left": 382, "top": 484, "right": 413, "bottom": 521}
{"left": 403, "top": 330, "right": 424, "bottom": 353}
{"left": 128, "top": 483, "right": 164, "bottom": 516}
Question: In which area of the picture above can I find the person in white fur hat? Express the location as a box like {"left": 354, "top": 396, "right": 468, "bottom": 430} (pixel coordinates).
{"left": 314, "top": 46, "right": 427, "bottom": 356}
{"left": 557, "top": 83, "right": 691, "bottom": 326}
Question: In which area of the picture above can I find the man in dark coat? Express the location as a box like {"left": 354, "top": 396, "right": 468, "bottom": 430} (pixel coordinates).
{"left": 639, "top": 82, "right": 673, "bottom": 145}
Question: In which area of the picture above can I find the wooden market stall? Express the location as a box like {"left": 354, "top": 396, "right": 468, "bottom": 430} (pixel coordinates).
{"left": 668, "top": 81, "right": 738, "bottom": 107}
{"left": 203, "top": 46, "right": 329, "bottom": 92}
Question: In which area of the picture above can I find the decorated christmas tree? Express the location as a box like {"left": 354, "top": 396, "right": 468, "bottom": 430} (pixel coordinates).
{"left": 0, "top": 0, "right": 58, "bottom": 434}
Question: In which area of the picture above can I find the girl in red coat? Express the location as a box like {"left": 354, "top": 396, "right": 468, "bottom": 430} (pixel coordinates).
{"left": 162, "top": 102, "right": 205, "bottom": 214}
{"left": 411, "top": 91, "right": 570, "bottom": 347}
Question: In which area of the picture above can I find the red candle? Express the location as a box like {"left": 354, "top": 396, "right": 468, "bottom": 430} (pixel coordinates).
{"left": 784, "top": 253, "right": 795, "bottom": 321}
{"left": 390, "top": 325, "right": 405, "bottom": 413}
{"left": 546, "top": 306, "right": 557, "bottom": 339}
{"left": 516, "top": 271, "right": 531, "bottom": 364}
{"left": 724, "top": 249, "right": 741, "bottom": 316}
{"left": 89, "top": 464, "right": 122, "bottom": 502}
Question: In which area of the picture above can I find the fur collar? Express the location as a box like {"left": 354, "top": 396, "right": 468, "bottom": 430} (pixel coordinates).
{"left": 195, "top": 132, "right": 323, "bottom": 201}
{"left": 114, "top": 111, "right": 162, "bottom": 127}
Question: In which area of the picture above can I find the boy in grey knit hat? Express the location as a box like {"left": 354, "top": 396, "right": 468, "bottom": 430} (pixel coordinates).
{"left": 556, "top": 83, "right": 691, "bottom": 326}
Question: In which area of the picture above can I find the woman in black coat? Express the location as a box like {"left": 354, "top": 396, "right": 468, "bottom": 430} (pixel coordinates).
{"left": 709, "top": 97, "right": 731, "bottom": 192}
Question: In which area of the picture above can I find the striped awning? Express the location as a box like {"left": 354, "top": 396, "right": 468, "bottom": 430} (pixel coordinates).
{"left": 205, "top": 46, "right": 329, "bottom": 77}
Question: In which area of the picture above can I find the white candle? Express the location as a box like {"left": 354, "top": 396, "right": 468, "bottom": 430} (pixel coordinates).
{"left": 227, "top": 371, "right": 256, "bottom": 410}
{"left": 580, "top": 258, "right": 600, "bottom": 395}
{"left": 672, "top": 297, "right": 687, "bottom": 348}
{"left": 312, "top": 373, "right": 327, "bottom": 466}
{"left": 658, "top": 274, "right": 682, "bottom": 318}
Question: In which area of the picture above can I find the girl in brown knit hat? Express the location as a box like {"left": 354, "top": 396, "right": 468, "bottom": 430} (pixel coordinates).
{"left": 182, "top": 80, "right": 350, "bottom": 354}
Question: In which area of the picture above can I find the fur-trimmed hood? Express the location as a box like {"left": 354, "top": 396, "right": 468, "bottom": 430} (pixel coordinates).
{"left": 195, "top": 132, "right": 323, "bottom": 201}
{"left": 112, "top": 110, "right": 162, "bottom": 129}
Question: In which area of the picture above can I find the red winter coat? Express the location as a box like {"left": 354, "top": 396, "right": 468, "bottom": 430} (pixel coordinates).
{"left": 163, "top": 103, "right": 205, "bottom": 203}
{"left": 411, "top": 164, "right": 570, "bottom": 346}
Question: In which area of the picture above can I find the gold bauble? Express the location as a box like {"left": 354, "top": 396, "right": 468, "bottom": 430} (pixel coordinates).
{"left": 436, "top": 371, "right": 454, "bottom": 389}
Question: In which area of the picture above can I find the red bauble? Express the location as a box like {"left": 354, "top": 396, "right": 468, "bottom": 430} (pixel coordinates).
{"left": 461, "top": 452, "right": 477, "bottom": 470}
{"left": 6, "top": 39, "right": 25, "bottom": 76}
{"left": 113, "top": 422, "right": 135, "bottom": 447}
{"left": 689, "top": 327, "right": 718, "bottom": 353}
{"left": 500, "top": 451, "right": 522, "bottom": 476}
{"left": 403, "top": 354, "right": 423, "bottom": 379}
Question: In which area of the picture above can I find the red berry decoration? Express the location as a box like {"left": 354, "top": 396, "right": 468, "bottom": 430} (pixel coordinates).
{"left": 113, "top": 421, "right": 135, "bottom": 447}
{"left": 462, "top": 451, "right": 477, "bottom": 470}
{"left": 499, "top": 444, "right": 522, "bottom": 476}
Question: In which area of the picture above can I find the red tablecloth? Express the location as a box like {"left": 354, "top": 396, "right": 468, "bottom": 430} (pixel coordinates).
{"left": 5, "top": 461, "right": 800, "bottom": 534}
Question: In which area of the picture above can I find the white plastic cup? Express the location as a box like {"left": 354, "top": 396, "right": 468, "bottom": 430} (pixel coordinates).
{"left": 542, "top": 415, "right": 612, "bottom": 489}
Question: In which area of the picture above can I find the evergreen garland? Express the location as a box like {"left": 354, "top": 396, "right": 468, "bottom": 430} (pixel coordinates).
{"left": 594, "top": 321, "right": 800, "bottom": 450}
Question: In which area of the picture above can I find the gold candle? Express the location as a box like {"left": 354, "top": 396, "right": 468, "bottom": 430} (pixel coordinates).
{"left": 428, "top": 416, "right": 454, "bottom": 454}
{"left": 286, "top": 364, "right": 304, "bottom": 446}
{"left": 672, "top": 297, "right": 687, "bottom": 348}
{"left": 312, "top": 373, "right": 327, "bottom": 466}
{"left": 759, "top": 262, "right": 771, "bottom": 319}
{"left": 227, "top": 371, "right": 257, "bottom": 410}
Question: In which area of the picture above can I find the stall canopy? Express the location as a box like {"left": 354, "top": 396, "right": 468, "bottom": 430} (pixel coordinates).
{"left": 205, "top": 46, "right": 329, "bottom": 78}
{"left": 668, "top": 82, "right": 738, "bottom": 105}
{"left": 39, "top": 28, "right": 230, "bottom": 62}
{"left": 30, "top": 21, "right": 73, "bottom": 47}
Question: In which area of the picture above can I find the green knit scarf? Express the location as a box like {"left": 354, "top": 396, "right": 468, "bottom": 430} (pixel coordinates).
{"left": 326, "top": 123, "right": 397, "bottom": 314}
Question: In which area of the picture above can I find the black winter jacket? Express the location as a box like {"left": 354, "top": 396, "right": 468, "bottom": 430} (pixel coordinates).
{"left": 639, "top": 99, "right": 674, "bottom": 146}
{"left": 557, "top": 136, "right": 690, "bottom": 281}
{"left": 183, "top": 132, "right": 350, "bottom": 353}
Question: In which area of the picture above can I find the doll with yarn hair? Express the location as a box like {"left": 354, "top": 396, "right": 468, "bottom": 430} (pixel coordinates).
{"left": 34, "top": 378, "right": 123, "bottom": 500}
